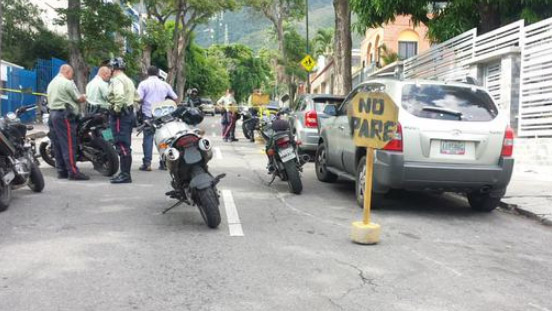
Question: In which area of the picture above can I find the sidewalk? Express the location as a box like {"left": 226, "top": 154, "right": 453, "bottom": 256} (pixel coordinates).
{"left": 501, "top": 165, "right": 552, "bottom": 226}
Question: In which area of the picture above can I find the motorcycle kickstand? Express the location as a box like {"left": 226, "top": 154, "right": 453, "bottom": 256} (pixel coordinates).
{"left": 161, "top": 200, "right": 185, "bottom": 214}
{"left": 267, "top": 173, "right": 277, "bottom": 186}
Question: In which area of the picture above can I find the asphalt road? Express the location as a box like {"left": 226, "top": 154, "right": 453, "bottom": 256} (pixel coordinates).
{"left": 1, "top": 116, "right": 551, "bottom": 311}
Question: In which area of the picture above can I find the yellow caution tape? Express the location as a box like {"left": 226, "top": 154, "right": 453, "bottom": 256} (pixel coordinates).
{"left": 0, "top": 87, "right": 47, "bottom": 96}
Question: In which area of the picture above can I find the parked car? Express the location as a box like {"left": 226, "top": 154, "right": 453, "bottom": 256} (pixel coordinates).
{"left": 316, "top": 79, "right": 514, "bottom": 212}
{"left": 288, "top": 94, "right": 345, "bottom": 155}
{"left": 199, "top": 98, "right": 216, "bottom": 116}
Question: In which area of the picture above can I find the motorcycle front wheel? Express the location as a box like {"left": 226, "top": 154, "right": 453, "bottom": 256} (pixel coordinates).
{"left": 196, "top": 187, "right": 221, "bottom": 229}
{"left": 27, "top": 162, "right": 45, "bottom": 193}
{"left": 0, "top": 170, "right": 12, "bottom": 212}
{"left": 39, "top": 141, "right": 56, "bottom": 168}
{"left": 283, "top": 160, "right": 302, "bottom": 194}
{"left": 242, "top": 122, "right": 252, "bottom": 140}
{"left": 90, "top": 137, "right": 119, "bottom": 177}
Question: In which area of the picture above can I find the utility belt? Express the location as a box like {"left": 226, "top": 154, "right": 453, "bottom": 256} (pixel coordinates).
{"left": 87, "top": 105, "right": 110, "bottom": 116}
{"left": 111, "top": 105, "right": 133, "bottom": 116}
{"left": 50, "top": 105, "right": 79, "bottom": 121}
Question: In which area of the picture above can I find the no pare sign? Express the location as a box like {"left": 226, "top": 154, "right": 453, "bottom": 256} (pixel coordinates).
{"left": 348, "top": 91, "right": 399, "bottom": 149}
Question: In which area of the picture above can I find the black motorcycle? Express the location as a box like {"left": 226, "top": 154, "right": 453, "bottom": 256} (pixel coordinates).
{"left": 262, "top": 110, "right": 307, "bottom": 194}
{"left": 138, "top": 103, "right": 225, "bottom": 229}
{"left": 39, "top": 112, "right": 119, "bottom": 176}
{"left": 0, "top": 105, "right": 45, "bottom": 212}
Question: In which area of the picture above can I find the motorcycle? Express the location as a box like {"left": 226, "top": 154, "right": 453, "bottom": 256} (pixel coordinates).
{"left": 241, "top": 107, "right": 259, "bottom": 142}
{"left": 262, "top": 109, "right": 307, "bottom": 194}
{"left": 138, "top": 100, "right": 225, "bottom": 229}
{"left": 0, "top": 105, "right": 46, "bottom": 212}
{"left": 39, "top": 111, "right": 119, "bottom": 176}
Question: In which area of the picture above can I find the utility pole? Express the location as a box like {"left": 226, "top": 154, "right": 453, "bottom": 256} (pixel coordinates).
{"left": 306, "top": 0, "right": 311, "bottom": 94}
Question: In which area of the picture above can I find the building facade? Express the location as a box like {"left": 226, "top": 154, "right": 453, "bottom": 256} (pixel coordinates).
{"left": 360, "top": 15, "right": 431, "bottom": 68}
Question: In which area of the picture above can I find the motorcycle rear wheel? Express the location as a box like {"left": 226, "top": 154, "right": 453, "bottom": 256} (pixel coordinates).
{"left": 283, "top": 161, "right": 302, "bottom": 194}
{"left": 242, "top": 122, "right": 252, "bottom": 140}
{"left": 196, "top": 187, "right": 221, "bottom": 229}
{"left": 90, "top": 138, "right": 119, "bottom": 177}
{"left": 39, "top": 141, "right": 56, "bottom": 168}
{"left": 27, "top": 162, "right": 45, "bottom": 193}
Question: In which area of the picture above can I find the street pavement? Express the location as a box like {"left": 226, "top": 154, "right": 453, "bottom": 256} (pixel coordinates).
{"left": 1, "top": 116, "right": 551, "bottom": 311}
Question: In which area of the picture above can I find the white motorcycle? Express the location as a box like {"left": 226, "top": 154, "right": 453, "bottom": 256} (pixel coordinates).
{"left": 138, "top": 100, "right": 225, "bottom": 228}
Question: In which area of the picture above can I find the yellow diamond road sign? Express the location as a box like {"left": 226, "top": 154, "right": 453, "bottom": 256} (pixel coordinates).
{"left": 300, "top": 54, "right": 317, "bottom": 72}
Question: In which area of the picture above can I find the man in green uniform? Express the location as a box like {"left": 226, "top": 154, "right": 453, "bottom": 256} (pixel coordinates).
{"left": 107, "top": 57, "right": 136, "bottom": 184}
{"left": 46, "top": 64, "right": 89, "bottom": 180}
{"left": 86, "top": 65, "right": 111, "bottom": 115}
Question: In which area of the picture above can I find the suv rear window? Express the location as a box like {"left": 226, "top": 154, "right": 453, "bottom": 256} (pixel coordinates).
{"left": 401, "top": 84, "right": 498, "bottom": 121}
{"left": 313, "top": 98, "right": 344, "bottom": 113}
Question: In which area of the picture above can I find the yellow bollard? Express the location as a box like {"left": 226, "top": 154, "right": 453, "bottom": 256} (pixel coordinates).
{"left": 351, "top": 147, "right": 381, "bottom": 245}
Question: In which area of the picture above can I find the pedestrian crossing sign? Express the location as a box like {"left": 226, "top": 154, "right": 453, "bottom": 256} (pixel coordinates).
{"left": 300, "top": 55, "right": 317, "bottom": 72}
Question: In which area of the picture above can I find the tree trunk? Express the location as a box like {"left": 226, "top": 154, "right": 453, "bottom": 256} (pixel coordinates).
{"left": 67, "top": 0, "right": 88, "bottom": 93}
{"left": 333, "top": 0, "right": 352, "bottom": 95}
{"left": 477, "top": 1, "right": 501, "bottom": 34}
{"left": 166, "top": 0, "right": 184, "bottom": 88}
{"left": 174, "top": 32, "right": 187, "bottom": 100}
{"left": 141, "top": 44, "right": 152, "bottom": 80}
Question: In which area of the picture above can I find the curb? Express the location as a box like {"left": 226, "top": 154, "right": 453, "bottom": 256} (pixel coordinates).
{"left": 500, "top": 201, "right": 552, "bottom": 227}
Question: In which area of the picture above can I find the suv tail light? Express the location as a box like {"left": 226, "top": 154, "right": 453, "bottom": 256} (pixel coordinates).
{"left": 383, "top": 123, "right": 403, "bottom": 152}
{"left": 501, "top": 126, "right": 514, "bottom": 157}
{"left": 305, "top": 110, "right": 318, "bottom": 128}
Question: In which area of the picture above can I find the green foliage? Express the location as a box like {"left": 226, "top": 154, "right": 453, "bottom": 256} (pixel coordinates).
{"left": 207, "top": 44, "right": 272, "bottom": 103}
{"left": 379, "top": 44, "right": 398, "bottom": 65}
{"left": 350, "top": 0, "right": 552, "bottom": 42}
{"left": 313, "top": 27, "right": 334, "bottom": 58}
{"left": 185, "top": 40, "right": 230, "bottom": 99}
{"left": 283, "top": 27, "right": 309, "bottom": 82}
{"left": 1, "top": 0, "right": 68, "bottom": 68}
{"left": 56, "top": 0, "right": 139, "bottom": 74}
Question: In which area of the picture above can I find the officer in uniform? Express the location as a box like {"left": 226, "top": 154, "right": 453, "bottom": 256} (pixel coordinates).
{"left": 46, "top": 64, "right": 89, "bottom": 180}
{"left": 107, "top": 57, "right": 136, "bottom": 184}
{"left": 186, "top": 88, "right": 201, "bottom": 107}
{"left": 85, "top": 66, "right": 111, "bottom": 115}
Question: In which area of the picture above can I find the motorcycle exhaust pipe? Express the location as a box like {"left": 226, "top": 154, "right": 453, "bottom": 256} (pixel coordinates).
{"left": 164, "top": 148, "right": 180, "bottom": 171}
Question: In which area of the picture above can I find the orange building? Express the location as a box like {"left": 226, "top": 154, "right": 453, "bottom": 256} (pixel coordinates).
{"left": 360, "top": 15, "right": 431, "bottom": 67}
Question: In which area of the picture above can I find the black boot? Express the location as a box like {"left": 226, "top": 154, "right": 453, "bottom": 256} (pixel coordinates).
{"left": 110, "top": 173, "right": 131, "bottom": 184}
{"left": 111, "top": 156, "right": 132, "bottom": 184}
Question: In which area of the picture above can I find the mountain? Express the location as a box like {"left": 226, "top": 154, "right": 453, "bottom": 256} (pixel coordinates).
{"left": 195, "top": 0, "right": 362, "bottom": 51}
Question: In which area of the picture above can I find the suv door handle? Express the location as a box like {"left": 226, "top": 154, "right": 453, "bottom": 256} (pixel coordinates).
{"left": 338, "top": 126, "right": 345, "bottom": 131}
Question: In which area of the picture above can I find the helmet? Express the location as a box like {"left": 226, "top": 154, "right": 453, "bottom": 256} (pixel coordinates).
{"left": 109, "top": 57, "right": 126, "bottom": 70}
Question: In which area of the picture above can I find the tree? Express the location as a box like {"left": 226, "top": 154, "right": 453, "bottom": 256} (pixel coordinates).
{"left": 1, "top": 0, "right": 68, "bottom": 69}
{"left": 350, "top": 0, "right": 552, "bottom": 43}
{"left": 244, "top": 0, "right": 304, "bottom": 100}
{"left": 161, "top": 0, "right": 236, "bottom": 100}
{"left": 313, "top": 27, "right": 334, "bottom": 58}
{"left": 208, "top": 44, "right": 272, "bottom": 103}
{"left": 57, "top": 0, "right": 136, "bottom": 91}
{"left": 186, "top": 40, "right": 230, "bottom": 99}
{"left": 333, "top": 0, "right": 352, "bottom": 95}
{"left": 379, "top": 44, "right": 398, "bottom": 66}
{"left": 282, "top": 27, "right": 308, "bottom": 102}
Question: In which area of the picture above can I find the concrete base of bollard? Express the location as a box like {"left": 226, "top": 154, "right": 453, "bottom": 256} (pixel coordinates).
{"left": 351, "top": 221, "right": 381, "bottom": 245}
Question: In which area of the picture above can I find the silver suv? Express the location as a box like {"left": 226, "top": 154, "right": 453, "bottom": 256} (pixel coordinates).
{"left": 316, "top": 79, "right": 514, "bottom": 212}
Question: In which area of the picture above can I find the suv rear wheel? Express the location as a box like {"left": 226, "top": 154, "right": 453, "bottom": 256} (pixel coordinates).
{"left": 356, "top": 156, "right": 385, "bottom": 209}
{"left": 467, "top": 192, "right": 501, "bottom": 212}
{"left": 315, "top": 144, "right": 337, "bottom": 182}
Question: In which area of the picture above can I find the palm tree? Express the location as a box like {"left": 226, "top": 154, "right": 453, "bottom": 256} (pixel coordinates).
{"left": 379, "top": 44, "right": 399, "bottom": 67}
{"left": 313, "top": 27, "right": 334, "bottom": 58}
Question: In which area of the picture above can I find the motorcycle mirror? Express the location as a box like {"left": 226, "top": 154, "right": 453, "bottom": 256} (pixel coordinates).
{"left": 197, "top": 129, "right": 206, "bottom": 136}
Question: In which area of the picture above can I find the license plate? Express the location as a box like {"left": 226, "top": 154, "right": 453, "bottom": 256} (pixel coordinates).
{"left": 441, "top": 140, "right": 465, "bottom": 155}
{"left": 101, "top": 129, "right": 114, "bottom": 142}
{"left": 278, "top": 148, "right": 296, "bottom": 162}
{"left": 184, "top": 147, "right": 202, "bottom": 164}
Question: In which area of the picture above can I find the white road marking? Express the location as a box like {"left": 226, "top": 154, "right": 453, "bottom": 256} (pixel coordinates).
{"left": 212, "top": 132, "right": 217, "bottom": 138}
{"left": 528, "top": 303, "right": 551, "bottom": 311}
{"left": 410, "top": 248, "right": 462, "bottom": 277}
{"left": 214, "top": 147, "right": 223, "bottom": 160}
{"left": 222, "top": 190, "right": 244, "bottom": 236}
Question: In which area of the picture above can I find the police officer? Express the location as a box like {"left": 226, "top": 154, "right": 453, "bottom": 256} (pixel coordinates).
{"left": 46, "top": 64, "right": 90, "bottom": 180}
{"left": 107, "top": 57, "right": 136, "bottom": 184}
{"left": 85, "top": 65, "right": 111, "bottom": 115}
